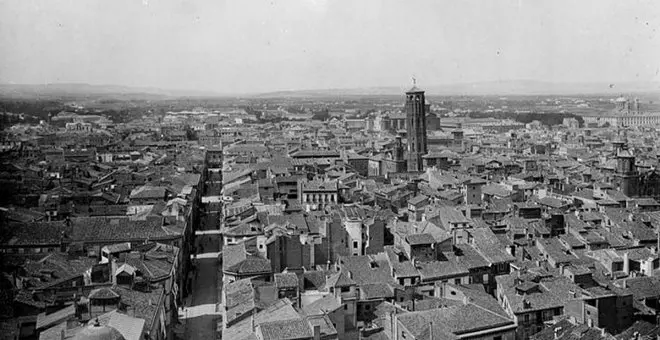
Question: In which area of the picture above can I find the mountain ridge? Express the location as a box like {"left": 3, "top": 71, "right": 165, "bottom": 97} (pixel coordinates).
{"left": 0, "top": 80, "right": 658, "bottom": 100}
{"left": 253, "top": 80, "right": 660, "bottom": 98}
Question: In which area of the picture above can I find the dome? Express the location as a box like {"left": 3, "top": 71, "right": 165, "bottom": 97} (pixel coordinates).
{"left": 73, "top": 322, "right": 125, "bottom": 340}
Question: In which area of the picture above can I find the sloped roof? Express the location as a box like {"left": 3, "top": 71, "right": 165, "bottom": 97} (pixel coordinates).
{"left": 257, "top": 318, "right": 313, "bottom": 340}
{"left": 275, "top": 272, "right": 299, "bottom": 289}
{"left": 36, "top": 304, "right": 76, "bottom": 330}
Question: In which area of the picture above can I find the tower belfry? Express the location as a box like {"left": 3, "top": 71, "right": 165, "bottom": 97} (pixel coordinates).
{"left": 405, "top": 79, "right": 428, "bottom": 172}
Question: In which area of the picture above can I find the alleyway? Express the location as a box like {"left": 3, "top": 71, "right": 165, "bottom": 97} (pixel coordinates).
{"left": 180, "top": 219, "right": 222, "bottom": 340}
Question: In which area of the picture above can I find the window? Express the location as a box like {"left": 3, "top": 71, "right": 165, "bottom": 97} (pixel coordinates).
{"left": 494, "top": 337, "right": 502, "bottom": 340}
{"left": 353, "top": 241, "right": 358, "bottom": 249}
{"left": 454, "top": 279, "right": 461, "bottom": 284}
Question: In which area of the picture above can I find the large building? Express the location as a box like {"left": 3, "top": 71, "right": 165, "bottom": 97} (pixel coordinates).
{"left": 582, "top": 96, "right": 660, "bottom": 127}
{"left": 405, "top": 85, "right": 428, "bottom": 172}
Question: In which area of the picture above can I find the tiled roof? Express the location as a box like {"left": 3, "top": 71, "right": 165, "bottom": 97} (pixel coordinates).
{"left": 417, "top": 259, "right": 468, "bottom": 282}
{"left": 496, "top": 272, "right": 578, "bottom": 313}
{"left": 452, "top": 245, "right": 490, "bottom": 269}
{"left": 222, "top": 299, "right": 300, "bottom": 340}
{"left": 615, "top": 320, "right": 660, "bottom": 340}
{"left": 619, "top": 277, "right": 660, "bottom": 300}
{"left": 257, "top": 318, "right": 313, "bottom": 340}
{"left": 302, "top": 270, "right": 331, "bottom": 290}
{"left": 531, "top": 318, "right": 613, "bottom": 340}
{"left": 275, "top": 272, "right": 299, "bottom": 289}
{"left": 360, "top": 283, "right": 394, "bottom": 300}
{"left": 301, "top": 294, "right": 342, "bottom": 316}
{"left": 383, "top": 246, "right": 420, "bottom": 278}
{"left": 409, "top": 195, "right": 429, "bottom": 205}
{"left": 223, "top": 240, "right": 271, "bottom": 275}
{"left": 129, "top": 186, "right": 167, "bottom": 200}
{"left": 6, "top": 221, "right": 72, "bottom": 246}
{"left": 20, "top": 253, "right": 98, "bottom": 289}
{"left": 469, "top": 228, "right": 515, "bottom": 264}
{"left": 391, "top": 220, "right": 451, "bottom": 244}
{"left": 95, "top": 310, "right": 146, "bottom": 340}
{"left": 89, "top": 287, "right": 121, "bottom": 300}
{"left": 339, "top": 254, "right": 396, "bottom": 286}
{"left": 406, "top": 233, "right": 435, "bottom": 246}
{"left": 397, "top": 303, "right": 514, "bottom": 338}
{"left": 305, "top": 315, "right": 338, "bottom": 338}
{"left": 36, "top": 304, "right": 76, "bottom": 330}
{"left": 111, "top": 286, "right": 163, "bottom": 329}
{"left": 325, "top": 271, "right": 356, "bottom": 288}
{"left": 224, "top": 279, "right": 256, "bottom": 325}
{"left": 69, "top": 216, "right": 181, "bottom": 242}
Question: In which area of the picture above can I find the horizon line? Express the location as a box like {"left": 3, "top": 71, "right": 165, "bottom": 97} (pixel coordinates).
{"left": 0, "top": 79, "right": 658, "bottom": 98}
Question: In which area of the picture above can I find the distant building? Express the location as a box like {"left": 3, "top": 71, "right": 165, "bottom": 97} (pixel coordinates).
{"left": 582, "top": 97, "right": 660, "bottom": 127}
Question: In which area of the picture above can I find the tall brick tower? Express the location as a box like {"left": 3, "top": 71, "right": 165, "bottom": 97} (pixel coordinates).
{"left": 405, "top": 81, "right": 428, "bottom": 172}
{"left": 615, "top": 148, "right": 639, "bottom": 197}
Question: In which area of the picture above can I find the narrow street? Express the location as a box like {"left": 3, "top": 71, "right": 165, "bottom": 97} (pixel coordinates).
{"left": 180, "top": 217, "right": 222, "bottom": 340}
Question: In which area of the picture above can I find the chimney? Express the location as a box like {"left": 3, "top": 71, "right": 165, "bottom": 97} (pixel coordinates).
{"left": 554, "top": 327, "right": 562, "bottom": 339}
{"left": 110, "top": 259, "right": 118, "bottom": 284}
{"left": 390, "top": 311, "right": 397, "bottom": 339}
{"left": 313, "top": 325, "right": 321, "bottom": 340}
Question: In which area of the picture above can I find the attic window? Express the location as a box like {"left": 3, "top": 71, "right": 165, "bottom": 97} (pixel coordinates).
{"left": 370, "top": 262, "right": 378, "bottom": 269}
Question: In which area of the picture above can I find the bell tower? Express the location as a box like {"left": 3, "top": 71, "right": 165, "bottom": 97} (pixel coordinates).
{"left": 405, "top": 78, "right": 428, "bottom": 172}
{"left": 615, "top": 147, "right": 639, "bottom": 197}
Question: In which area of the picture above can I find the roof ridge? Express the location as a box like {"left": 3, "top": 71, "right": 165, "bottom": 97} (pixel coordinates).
{"left": 467, "top": 299, "right": 511, "bottom": 321}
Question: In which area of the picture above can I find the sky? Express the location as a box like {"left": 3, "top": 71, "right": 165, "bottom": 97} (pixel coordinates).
{"left": 0, "top": 0, "right": 659, "bottom": 94}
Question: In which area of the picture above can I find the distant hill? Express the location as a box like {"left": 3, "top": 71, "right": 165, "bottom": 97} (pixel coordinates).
{"left": 1, "top": 80, "right": 658, "bottom": 100}
{"left": 254, "top": 80, "right": 660, "bottom": 98}
{"left": 0, "top": 83, "right": 230, "bottom": 100}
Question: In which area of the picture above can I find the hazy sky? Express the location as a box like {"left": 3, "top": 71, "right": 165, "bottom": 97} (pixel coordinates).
{"left": 1, "top": 0, "right": 659, "bottom": 93}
